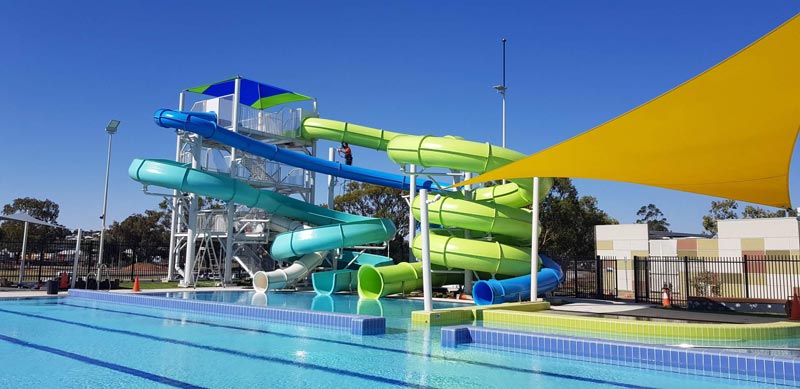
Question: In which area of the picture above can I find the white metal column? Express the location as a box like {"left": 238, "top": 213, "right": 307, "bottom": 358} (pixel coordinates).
{"left": 530, "top": 177, "right": 540, "bottom": 301}
{"left": 70, "top": 229, "right": 82, "bottom": 289}
{"left": 166, "top": 91, "right": 186, "bottom": 281}
{"left": 408, "top": 164, "right": 416, "bottom": 262}
{"left": 223, "top": 78, "right": 242, "bottom": 284}
{"left": 327, "top": 147, "right": 336, "bottom": 208}
{"left": 327, "top": 147, "right": 337, "bottom": 270}
{"left": 17, "top": 221, "right": 29, "bottom": 284}
{"left": 462, "top": 172, "right": 473, "bottom": 294}
{"left": 182, "top": 128, "right": 202, "bottom": 286}
{"left": 419, "top": 189, "right": 433, "bottom": 312}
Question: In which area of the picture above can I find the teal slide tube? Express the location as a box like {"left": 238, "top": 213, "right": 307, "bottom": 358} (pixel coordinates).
{"left": 128, "top": 159, "right": 395, "bottom": 260}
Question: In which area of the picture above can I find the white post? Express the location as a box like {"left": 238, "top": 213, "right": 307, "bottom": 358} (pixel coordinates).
{"left": 223, "top": 78, "right": 241, "bottom": 285}
{"left": 420, "top": 189, "right": 433, "bottom": 312}
{"left": 183, "top": 130, "right": 202, "bottom": 286}
{"left": 463, "top": 172, "right": 473, "bottom": 294}
{"left": 167, "top": 92, "right": 185, "bottom": 281}
{"left": 70, "top": 229, "right": 82, "bottom": 289}
{"left": 501, "top": 90, "right": 506, "bottom": 150}
{"left": 408, "top": 164, "right": 416, "bottom": 262}
{"left": 328, "top": 147, "right": 336, "bottom": 208}
{"left": 328, "top": 147, "right": 337, "bottom": 271}
{"left": 98, "top": 125, "right": 116, "bottom": 290}
{"left": 17, "top": 221, "right": 29, "bottom": 284}
{"left": 530, "top": 177, "right": 540, "bottom": 302}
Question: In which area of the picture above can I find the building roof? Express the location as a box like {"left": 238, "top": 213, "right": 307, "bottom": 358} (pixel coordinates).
{"left": 457, "top": 13, "right": 800, "bottom": 208}
{"left": 648, "top": 231, "right": 711, "bottom": 240}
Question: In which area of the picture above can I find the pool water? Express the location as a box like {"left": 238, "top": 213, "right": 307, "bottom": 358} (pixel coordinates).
{"left": 152, "top": 290, "right": 464, "bottom": 328}
{"left": 0, "top": 295, "right": 787, "bottom": 388}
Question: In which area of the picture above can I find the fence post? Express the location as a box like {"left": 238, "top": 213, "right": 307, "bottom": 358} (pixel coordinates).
{"left": 632, "top": 256, "right": 639, "bottom": 302}
{"left": 572, "top": 258, "right": 578, "bottom": 296}
{"left": 683, "top": 256, "right": 690, "bottom": 306}
{"left": 37, "top": 248, "right": 43, "bottom": 283}
{"left": 643, "top": 257, "right": 650, "bottom": 304}
{"left": 130, "top": 255, "right": 135, "bottom": 282}
{"left": 743, "top": 255, "right": 750, "bottom": 299}
{"left": 595, "top": 255, "right": 602, "bottom": 298}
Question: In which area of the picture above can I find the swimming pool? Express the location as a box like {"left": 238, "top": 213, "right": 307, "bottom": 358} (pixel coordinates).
{"left": 0, "top": 294, "right": 789, "bottom": 388}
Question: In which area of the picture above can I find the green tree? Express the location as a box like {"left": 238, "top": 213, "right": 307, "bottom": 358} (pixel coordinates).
{"left": 635, "top": 203, "right": 670, "bottom": 232}
{"left": 539, "top": 178, "right": 618, "bottom": 258}
{"left": 702, "top": 199, "right": 739, "bottom": 236}
{"left": 742, "top": 205, "right": 796, "bottom": 219}
{"left": 107, "top": 210, "right": 170, "bottom": 260}
{"left": 333, "top": 181, "right": 408, "bottom": 263}
{"left": 0, "top": 197, "right": 67, "bottom": 242}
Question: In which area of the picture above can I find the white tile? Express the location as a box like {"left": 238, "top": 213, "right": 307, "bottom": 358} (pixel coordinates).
{"left": 631, "top": 240, "right": 649, "bottom": 251}
{"left": 717, "top": 238, "right": 741, "bottom": 251}
{"left": 764, "top": 237, "right": 799, "bottom": 251}
{"left": 596, "top": 224, "right": 649, "bottom": 241}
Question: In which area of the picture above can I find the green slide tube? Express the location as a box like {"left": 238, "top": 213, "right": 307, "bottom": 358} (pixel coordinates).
{"left": 411, "top": 196, "right": 532, "bottom": 240}
{"left": 411, "top": 230, "right": 533, "bottom": 276}
{"left": 301, "top": 117, "right": 553, "bottom": 208}
{"left": 358, "top": 262, "right": 463, "bottom": 299}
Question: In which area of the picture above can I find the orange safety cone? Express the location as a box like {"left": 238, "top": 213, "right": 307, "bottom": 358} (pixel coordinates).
{"left": 59, "top": 272, "right": 69, "bottom": 289}
{"left": 133, "top": 276, "right": 141, "bottom": 292}
{"left": 791, "top": 291, "right": 800, "bottom": 320}
{"left": 662, "top": 287, "right": 672, "bottom": 308}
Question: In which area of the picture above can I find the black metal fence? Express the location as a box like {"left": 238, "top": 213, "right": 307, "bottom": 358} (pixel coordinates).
{"left": 552, "top": 256, "right": 618, "bottom": 299}
{"left": 633, "top": 255, "right": 800, "bottom": 308}
{"left": 552, "top": 255, "right": 800, "bottom": 309}
{"left": 0, "top": 239, "right": 169, "bottom": 287}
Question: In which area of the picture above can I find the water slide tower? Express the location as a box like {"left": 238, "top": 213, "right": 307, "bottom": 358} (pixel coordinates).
{"left": 165, "top": 77, "right": 317, "bottom": 286}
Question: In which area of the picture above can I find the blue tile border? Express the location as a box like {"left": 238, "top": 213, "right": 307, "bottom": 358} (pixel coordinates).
{"left": 68, "top": 290, "right": 384, "bottom": 336}
{"left": 442, "top": 325, "right": 799, "bottom": 386}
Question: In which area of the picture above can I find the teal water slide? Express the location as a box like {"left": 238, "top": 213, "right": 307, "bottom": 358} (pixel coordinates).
{"left": 128, "top": 158, "right": 395, "bottom": 291}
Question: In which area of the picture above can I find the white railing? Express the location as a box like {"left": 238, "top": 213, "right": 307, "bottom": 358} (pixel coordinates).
{"left": 190, "top": 95, "right": 314, "bottom": 138}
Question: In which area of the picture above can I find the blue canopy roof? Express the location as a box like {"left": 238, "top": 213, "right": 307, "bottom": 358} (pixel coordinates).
{"left": 186, "top": 76, "right": 313, "bottom": 110}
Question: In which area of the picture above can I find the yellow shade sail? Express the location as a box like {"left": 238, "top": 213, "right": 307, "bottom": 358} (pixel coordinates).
{"left": 458, "top": 14, "right": 800, "bottom": 208}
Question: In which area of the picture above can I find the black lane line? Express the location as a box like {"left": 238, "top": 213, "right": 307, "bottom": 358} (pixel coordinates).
{"left": 0, "top": 333, "right": 206, "bottom": 389}
{"left": 0, "top": 308, "right": 430, "bottom": 389}
{"left": 59, "top": 302, "right": 656, "bottom": 389}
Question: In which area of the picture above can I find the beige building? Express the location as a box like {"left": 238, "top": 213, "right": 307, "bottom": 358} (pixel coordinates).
{"left": 595, "top": 217, "right": 800, "bottom": 299}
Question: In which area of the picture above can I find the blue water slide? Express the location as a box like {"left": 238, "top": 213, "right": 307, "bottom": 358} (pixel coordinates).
{"left": 153, "top": 109, "right": 437, "bottom": 191}
{"left": 472, "top": 255, "right": 565, "bottom": 305}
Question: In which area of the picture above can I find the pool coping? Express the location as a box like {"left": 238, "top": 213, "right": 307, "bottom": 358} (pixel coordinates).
{"left": 67, "top": 289, "right": 385, "bottom": 336}
{"left": 442, "top": 325, "right": 800, "bottom": 386}
{"left": 481, "top": 309, "right": 800, "bottom": 341}
{"left": 411, "top": 301, "right": 551, "bottom": 326}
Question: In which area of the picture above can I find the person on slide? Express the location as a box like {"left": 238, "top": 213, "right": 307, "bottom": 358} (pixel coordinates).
{"left": 338, "top": 142, "right": 353, "bottom": 165}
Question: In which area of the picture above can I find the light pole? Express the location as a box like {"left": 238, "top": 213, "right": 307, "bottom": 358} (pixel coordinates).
{"left": 98, "top": 119, "right": 120, "bottom": 289}
{"left": 493, "top": 38, "right": 507, "bottom": 149}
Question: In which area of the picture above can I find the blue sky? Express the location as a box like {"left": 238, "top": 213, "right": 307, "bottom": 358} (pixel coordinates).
{"left": 1, "top": 1, "right": 799, "bottom": 233}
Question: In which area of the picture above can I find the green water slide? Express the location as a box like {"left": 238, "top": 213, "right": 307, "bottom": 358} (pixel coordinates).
{"left": 300, "top": 118, "right": 555, "bottom": 299}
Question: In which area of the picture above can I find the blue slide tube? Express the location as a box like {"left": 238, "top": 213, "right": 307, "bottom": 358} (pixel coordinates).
{"left": 472, "top": 255, "right": 565, "bottom": 305}
{"left": 153, "top": 109, "right": 437, "bottom": 191}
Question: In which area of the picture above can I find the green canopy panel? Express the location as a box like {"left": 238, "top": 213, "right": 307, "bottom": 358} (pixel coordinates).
{"left": 187, "top": 76, "right": 313, "bottom": 110}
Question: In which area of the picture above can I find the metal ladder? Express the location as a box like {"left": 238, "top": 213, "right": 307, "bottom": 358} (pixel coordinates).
{"left": 192, "top": 236, "right": 222, "bottom": 285}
